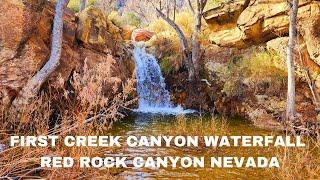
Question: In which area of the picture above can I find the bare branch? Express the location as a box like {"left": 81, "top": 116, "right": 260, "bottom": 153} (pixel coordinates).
{"left": 155, "top": 8, "right": 189, "bottom": 53}
{"left": 188, "top": 0, "right": 195, "bottom": 14}
{"left": 201, "top": 0, "right": 208, "bottom": 12}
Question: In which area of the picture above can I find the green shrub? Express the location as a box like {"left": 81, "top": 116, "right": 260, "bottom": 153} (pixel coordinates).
{"left": 159, "top": 54, "right": 181, "bottom": 75}
{"left": 160, "top": 58, "right": 173, "bottom": 75}
{"left": 239, "top": 51, "right": 287, "bottom": 81}
{"left": 108, "top": 11, "right": 141, "bottom": 28}
{"left": 125, "top": 12, "right": 141, "bottom": 27}
{"left": 68, "top": 0, "right": 97, "bottom": 12}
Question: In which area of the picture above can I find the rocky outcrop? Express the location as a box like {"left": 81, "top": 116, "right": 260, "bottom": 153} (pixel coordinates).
{"left": 267, "top": 37, "right": 320, "bottom": 74}
{"left": 0, "top": 0, "right": 134, "bottom": 107}
{"left": 76, "top": 7, "right": 124, "bottom": 54}
{"left": 131, "top": 29, "right": 155, "bottom": 42}
{"left": 204, "top": 0, "right": 320, "bottom": 66}
{"left": 203, "top": 0, "right": 250, "bottom": 32}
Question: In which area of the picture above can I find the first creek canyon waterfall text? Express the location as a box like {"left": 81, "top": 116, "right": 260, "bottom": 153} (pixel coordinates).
{"left": 11, "top": 135, "right": 305, "bottom": 147}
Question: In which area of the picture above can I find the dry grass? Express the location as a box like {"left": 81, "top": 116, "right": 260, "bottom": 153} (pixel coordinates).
{"left": 0, "top": 61, "right": 136, "bottom": 179}
{"left": 268, "top": 137, "right": 320, "bottom": 180}
{"left": 163, "top": 115, "right": 229, "bottom": 145}
{"left": 166, "top": 116, "right": 319, "bottom": 179}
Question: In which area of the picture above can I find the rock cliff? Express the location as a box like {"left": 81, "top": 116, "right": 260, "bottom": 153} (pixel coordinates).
{"left": 0, "top": 0, "right": 134, "bottom": 107}
{"left": 204, "top": 0, "right": 320, "bottom": 67}
{"left": 202, "top": 0, "right": 320, "bottom": 129}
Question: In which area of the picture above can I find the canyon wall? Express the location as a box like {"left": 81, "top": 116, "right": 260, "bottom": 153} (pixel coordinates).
{"left": 0, "top": 0, "right": 135, "bottom": 107}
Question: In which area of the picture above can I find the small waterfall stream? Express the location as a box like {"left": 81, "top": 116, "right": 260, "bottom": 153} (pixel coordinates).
{"left": 133, "top": 44, "right": 194, "bottom": 114}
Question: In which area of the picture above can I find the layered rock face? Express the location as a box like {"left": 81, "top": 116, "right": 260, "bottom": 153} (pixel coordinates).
{"left": 202, "top": 0, "right": 320, "bottom": 128}
{"left": 204, "top": 0, "right": 320, "bottom": 67}
{"left": 0, "top": 0, "right": 134, "bottom": 107}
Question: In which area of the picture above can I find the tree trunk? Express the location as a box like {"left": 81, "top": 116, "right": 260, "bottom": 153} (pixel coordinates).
{"left": 191, "top": 2, "right": 202, "bottom": 80}
{"left": 12, "top": 0, "right": 70, "bottom": 108}
{"left": 166, "top": 0, "right": 170, "bottom": 18}
{"left": 156, "top": 8, "right": 195, "bottom": 80}
{"left": 286, "top": 0, "right": 299, "bottom": 121}
{"left": 80, "top": 0, "right": 87, "bottom": 12}
{"left": 173, "top": 0, "right": 176, "bottom": 21}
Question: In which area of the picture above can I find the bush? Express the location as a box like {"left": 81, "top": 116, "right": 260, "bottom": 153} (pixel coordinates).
{"left": 147, "top": 11, "right": 194, "bottom": 37}
{"left": 108, "top": 11, "right": 141, "bottom": 28}
{"left": 125, "top": 12, "right": 141, "bottom": 27}
{"left": 68, "top": 0, "right": 97, "bottom": 12}
{"left": 213, "top": 50, "right": 287, "bottom": 97}
{"left": 0, "top": 59, "right": 136, "bottom": 178}
{"left": 239, "top": 51, "right": 287, "bottom": 80}
{"left": 159, "top": 54, "right": 182, "bottom": 75}
{"left": 146, "top": 11, "right": 195, "bottom": 75}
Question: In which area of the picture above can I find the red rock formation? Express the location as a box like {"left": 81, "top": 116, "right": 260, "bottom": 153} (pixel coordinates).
{"left": 131, "top": 29, "right": 155, "bottom": 42}
{"left": 0, "top": 0, "right": 134, "bottom": 107}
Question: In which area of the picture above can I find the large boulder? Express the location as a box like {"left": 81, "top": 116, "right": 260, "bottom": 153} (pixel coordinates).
{"left": 131, "top": 29, "right": 155, "bottom": 42}
{"left": 203, "top": 0, "right": 250, "bottom": 32}
{"left": 77, "top": 7, "right": 110, "bottom": 52}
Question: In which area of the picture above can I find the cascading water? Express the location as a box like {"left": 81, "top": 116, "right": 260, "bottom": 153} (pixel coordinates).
{"left": 133, "top": 43, "right": 194, "bottom": 114}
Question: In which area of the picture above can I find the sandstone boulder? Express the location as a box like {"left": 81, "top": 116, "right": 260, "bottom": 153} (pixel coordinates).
{"left": 122, "top": 25, "right": 137, "bottom": 41}
{"left": 77, "top": 7, "right": 109, "bottom": 52}
{"left": 131, "top": 29, "right": 155, "bottom": 42}
{"left": 203, "top": 0, "right": 250, "bottom": 32}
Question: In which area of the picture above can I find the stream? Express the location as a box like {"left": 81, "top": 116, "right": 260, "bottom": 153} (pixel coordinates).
{"left": 106, "top": 114, "right": 281, "bottom": 179}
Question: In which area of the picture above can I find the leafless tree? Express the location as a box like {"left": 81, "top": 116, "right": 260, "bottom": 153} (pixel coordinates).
{"left": 286, "top": 0, "right": 299, "bottom": 121}
{"left": 156, "top": 8, "right": 195, "bottom": 80}
{"left": 13, "top": 0, "right": 70, "bottom": 107}
{"left": 189, "top": 0, "right": 207, "bottom": 80}
{"left": 156, "top": 0, "right": 207, "bottom": 81}
{"left": 80, "top": 0, "right": 87, "bottom": 12}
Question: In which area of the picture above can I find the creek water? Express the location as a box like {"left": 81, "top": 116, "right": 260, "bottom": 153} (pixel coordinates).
{"left": 106, "top": 115, "right": 281, "bottom": 179}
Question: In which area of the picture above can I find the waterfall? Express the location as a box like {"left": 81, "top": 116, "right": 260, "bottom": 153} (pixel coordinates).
{"left": 133, "top": 43, "right": 194, "bottom": 114}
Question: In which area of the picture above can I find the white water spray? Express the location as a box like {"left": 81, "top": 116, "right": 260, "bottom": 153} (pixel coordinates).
{"left": 133, "top": 43, "right": 194, "bottom": 114}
